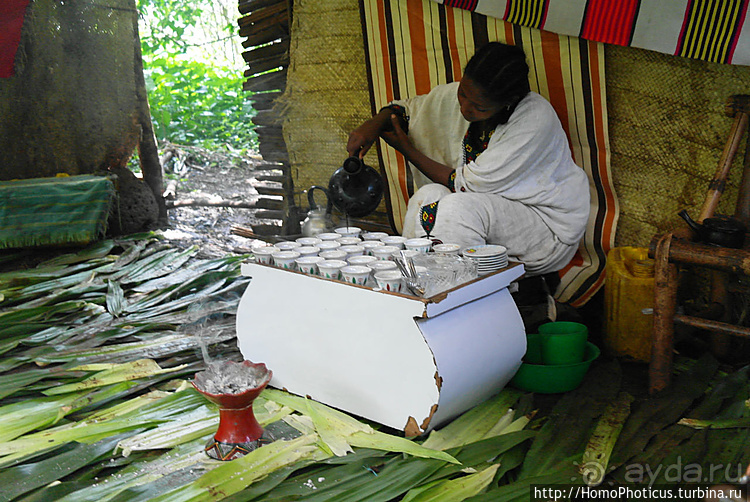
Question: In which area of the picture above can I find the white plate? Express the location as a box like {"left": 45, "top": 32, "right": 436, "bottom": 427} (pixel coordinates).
{"left": 462, "top": 244, "right": 507, "bottom": 258}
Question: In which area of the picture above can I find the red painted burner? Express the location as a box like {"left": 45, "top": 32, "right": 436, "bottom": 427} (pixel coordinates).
{"left": 191, "top": 360, "right": 273, "bottom": 461}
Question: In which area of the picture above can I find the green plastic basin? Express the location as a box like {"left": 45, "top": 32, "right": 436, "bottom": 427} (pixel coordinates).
{"left": 511, "top": 342, "right": 600, "bottom": 394}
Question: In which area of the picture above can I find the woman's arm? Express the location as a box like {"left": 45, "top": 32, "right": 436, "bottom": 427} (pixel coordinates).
{"left": 346, "top": 108, "right": 395, "bottom": 158}
{"left": 380, "top": 115, "right": 455, "bottom": 187}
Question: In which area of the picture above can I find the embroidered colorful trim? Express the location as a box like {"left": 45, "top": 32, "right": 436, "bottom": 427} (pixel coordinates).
{"left": 448, "top": 170, "right": 456, "bottom": 192}
{"left": 462, "top": 124, "right": 495, "bottom": 164}
{"left": 420, "top": 201, "right": 439, "bottom": 236}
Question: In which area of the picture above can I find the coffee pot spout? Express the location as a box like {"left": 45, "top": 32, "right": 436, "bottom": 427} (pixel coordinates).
{"left": 677, "top": 209, "right": 702, "bottom": 234}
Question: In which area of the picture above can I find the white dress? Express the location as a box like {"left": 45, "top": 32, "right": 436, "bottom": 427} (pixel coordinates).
{"left": 392, "top": 82, "right": 590, "bottom": 275}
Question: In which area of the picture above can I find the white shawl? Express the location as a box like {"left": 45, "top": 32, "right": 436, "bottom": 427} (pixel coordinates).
{"left": 393, "top": 82, "right": 590, "bottom": 245}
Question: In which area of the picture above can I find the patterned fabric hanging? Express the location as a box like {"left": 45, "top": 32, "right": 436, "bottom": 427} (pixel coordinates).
{"left": 440, "top": 0, "right": 750, "bottom": 66}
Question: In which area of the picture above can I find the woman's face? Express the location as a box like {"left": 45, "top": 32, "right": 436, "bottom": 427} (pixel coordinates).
{"left": 457, "top": 77, "right": 502, "bottom": 123}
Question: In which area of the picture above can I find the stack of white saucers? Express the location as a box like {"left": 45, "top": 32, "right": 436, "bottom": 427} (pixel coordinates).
{"left": 461, "top": 244, "right": 508, "bottom": 275}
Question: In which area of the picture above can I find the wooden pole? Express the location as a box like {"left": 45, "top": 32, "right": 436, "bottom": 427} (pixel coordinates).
{"left": 650, "top": 233, "right": 679, "bottom": 394}
{"left": 131, "top": 1, "right": 167, "bottom": 227}
{"left": 699, "top": 95, "right": 750, "bottom": 221}
{"left": 698, "top": 113, "right": 749, "bottom": 221}
{"left": 735, "top": 132, "right": 750, "bottom": 224}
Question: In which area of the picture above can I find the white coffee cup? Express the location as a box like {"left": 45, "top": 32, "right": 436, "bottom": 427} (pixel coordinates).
{"left": 296, "top": 246, "right": 320, "bottom": 257}
{"left": 339, "top": 244, "right": 365, "bottom": 258}
{"left": 335, "top": 226, "right": 362, "bottom": 238}
{"left": 296, "top": 237, "right": 322, "bottom": 247}
{"left": 380, "top": 235, "right": 408, "bottom": 249}
{"left": 275, "top": 241, "right": 302, "bottom": 251}
{"left": 336, "top": 236, "right": 362, "bottom": 246}
{"left": 318, "top": 259, "right": 347, "bottom": 280}
{"left": 347, "top": 255, "right": 378, "bottom": 266}
{"left": 317, "top": 232, "right": 341, "bottom": 241}
{"left": 374, "top": 270, "right": 403, "bottom": 293}
{"left": 361, "top": 240, "right": 385, "bottom": 255}
{"left": 367, "top": 260, "right": 398, "bottom": 274}
{"left": 317, "top": 241, "right": 342, "bottom": 252}
{"left": 252, "top": 245, "right": 278, "bottom": 265}
{"left": 433, "top": 243, "right": 461, "bottom": 255}
{"left": 362, "top": 231, "right": 389, "bottom": 241}
{"left": 319, "top": 249, "right": 348, "bottom": 261}
{"left": 404, "top": 238, "right": 432, "bottom": 253}
{"left": 272, "top": 250, "right": 301, "bottom": 270}
{"left": 341, "top": 265, "right": 371, "bottom": 286}
{"left": 372, "top": 245, "right": 400, "bottom": 261}
{"left": 295, "top": 256, "right": 325, "bottom": 275}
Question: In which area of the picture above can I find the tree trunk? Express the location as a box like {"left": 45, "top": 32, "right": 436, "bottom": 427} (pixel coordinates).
{"left": 131, "top": 1, "right": 167, "bottom": 227}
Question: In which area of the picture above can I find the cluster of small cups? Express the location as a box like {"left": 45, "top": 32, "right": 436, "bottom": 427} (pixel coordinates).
{"left": 251, "top": 227, "right": 462, "bottom": 294}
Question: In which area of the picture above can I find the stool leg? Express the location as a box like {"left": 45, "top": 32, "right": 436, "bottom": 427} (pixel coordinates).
{"left": 650, "top": 233, "right": 679, "bottom": 394}
{"left": 710, "top": 270, "right": 731, "bottom": 357}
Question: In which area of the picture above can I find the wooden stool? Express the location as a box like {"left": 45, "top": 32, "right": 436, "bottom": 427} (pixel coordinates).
{"left": 648, "top": 95, "right": 750, "bottom": 394}
{"left": 648, "top": 233, "right": 750, "bottom": 393}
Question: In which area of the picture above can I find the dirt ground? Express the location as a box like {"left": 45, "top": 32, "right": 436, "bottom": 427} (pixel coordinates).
{"left": 159, "top": 143, "right": 272, "bottom": 257}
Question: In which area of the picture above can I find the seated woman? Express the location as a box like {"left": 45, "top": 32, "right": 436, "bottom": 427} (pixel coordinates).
{"left": 347, "top": 42, "right": 590, "bottom": 276}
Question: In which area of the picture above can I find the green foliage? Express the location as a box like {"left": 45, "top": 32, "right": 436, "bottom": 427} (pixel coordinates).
{"left": 143, "top": 58, "right": 256, "bottom": 149}
{"left": 137, "top": 0, "right": 257, "bottom": 150}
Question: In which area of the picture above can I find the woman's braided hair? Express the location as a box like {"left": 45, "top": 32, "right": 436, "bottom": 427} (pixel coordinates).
{"left": 463, "top": 42, "right": 531, "bottom": 124}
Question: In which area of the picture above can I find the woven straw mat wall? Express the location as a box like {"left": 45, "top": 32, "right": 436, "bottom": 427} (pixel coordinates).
{"left": 606, "top": 44, "right": 750, "bottom": 247}
{"left": 279, "top": 0, "right": 380, "bottom": 216}
{"left": 281, "top": 0, "right": 750, "bottom": 245}
{"left": 0, "top": 0, "right": 141, "bottom": 181}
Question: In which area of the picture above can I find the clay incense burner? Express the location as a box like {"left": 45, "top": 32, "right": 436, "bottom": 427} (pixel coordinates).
{"left": 191, "top": 360, "right": 273, "bottom": 461}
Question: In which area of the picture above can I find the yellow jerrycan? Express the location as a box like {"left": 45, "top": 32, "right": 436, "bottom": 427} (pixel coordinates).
{"left": 603, "top": 247, "right": 655, "bottom": 362}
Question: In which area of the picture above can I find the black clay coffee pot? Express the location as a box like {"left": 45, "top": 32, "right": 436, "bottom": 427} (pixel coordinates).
{"left": 327, "top": 156, "right": 384, "bottom": 218}
{"left": 678, "top": 209, "right": 747, "bottom": 248}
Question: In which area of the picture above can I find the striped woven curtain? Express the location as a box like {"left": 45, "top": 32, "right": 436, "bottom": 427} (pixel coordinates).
{"left": 360, "top": 0, "right": 618, "bottom": 306}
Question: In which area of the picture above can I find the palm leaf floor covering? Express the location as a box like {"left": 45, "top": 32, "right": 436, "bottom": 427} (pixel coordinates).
{"left": 0, "top": 233, "right": 748, "bottom": 501}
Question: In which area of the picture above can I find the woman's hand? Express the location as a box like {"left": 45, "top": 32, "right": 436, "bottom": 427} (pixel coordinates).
{"left": 347, "top": 108, "right": 394, "bottom": 158}
{"left": 347, "top": 119, "right": 380, "bottom": 158}
{"left": 380, "top": 114, "right": 411, "bottom": 154}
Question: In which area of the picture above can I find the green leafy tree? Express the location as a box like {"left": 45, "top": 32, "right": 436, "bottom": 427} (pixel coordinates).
{"left": 137, "top": 0, "right": 256, "bottom": 150}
